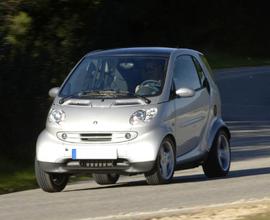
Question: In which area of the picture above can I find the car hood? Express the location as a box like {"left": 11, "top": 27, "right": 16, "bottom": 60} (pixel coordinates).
{"left": 46, "top": 98, "right": 158, "bottom": 133}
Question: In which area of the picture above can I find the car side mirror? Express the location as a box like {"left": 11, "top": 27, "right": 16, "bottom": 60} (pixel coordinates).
{"left": 48, "top": 87, "right": 60, "bottom": 98}
{"left": 175, "top": 87, "right": 195, "bottom": 98}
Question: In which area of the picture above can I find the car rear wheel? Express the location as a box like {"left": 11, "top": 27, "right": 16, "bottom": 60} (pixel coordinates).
{"left": 93, "top": 173, "right": 120, "bottom": 185}
{"left": 35, "top": 158, "right": 69, "bottom": 192}
{"left": 203, "top": 130, "right": 231, "bottom": 178}
{"left": 145, "top": 137, "right": 175, "bottom": 185}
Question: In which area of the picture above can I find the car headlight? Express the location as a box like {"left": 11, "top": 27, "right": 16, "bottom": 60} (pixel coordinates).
{"left": 129, "top": 108, "right": 158, "bottom": 125}
{"left": 48, "top": 109, "right": 66, "bottom": 124}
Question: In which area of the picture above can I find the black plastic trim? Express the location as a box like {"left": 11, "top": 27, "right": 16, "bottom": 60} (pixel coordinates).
{"left": 37, "top": 160, "right": 155, "bottom": 175}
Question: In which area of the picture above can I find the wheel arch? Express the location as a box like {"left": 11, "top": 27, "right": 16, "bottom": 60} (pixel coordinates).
{"left": 164, "top": 133, "right": 177, "bottom": 152}
{"left": 207, "top": 118, "right": 231, "bottom": 151}
{"left": 220, "top": 126, "right": 231, "bottom": 139}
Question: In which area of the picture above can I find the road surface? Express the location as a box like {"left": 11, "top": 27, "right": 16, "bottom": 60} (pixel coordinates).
{"left": 1, "top": 66, "right": 270, "bottom": 220}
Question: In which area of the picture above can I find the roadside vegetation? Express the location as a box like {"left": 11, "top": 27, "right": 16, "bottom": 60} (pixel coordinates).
{"left": 0, "top": 169, "right": 36, "bottom": 194}
{"left": 0, "top": 158, "right": 37, "bottom": 194}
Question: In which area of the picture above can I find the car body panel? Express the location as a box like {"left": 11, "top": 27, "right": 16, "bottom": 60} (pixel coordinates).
{"left": 174, "top": 88, "right": 210, "bottom": 156}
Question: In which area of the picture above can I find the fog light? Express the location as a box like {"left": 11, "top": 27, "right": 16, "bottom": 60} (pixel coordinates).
{"left": 62, "top": 133, "right": 67, "bottom": 139}
{"left": 125, "top": 133, "right": 131, "bottom": 139}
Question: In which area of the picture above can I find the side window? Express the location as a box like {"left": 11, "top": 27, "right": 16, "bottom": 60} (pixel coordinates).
{"left": 173, "top": 55, "right": 201, "bottom": 90}
{"left": 192, "top": 57, "right": 206, "bottom": 85}
{"left": 200, "top": 54, "right": 214, "bottom": 79}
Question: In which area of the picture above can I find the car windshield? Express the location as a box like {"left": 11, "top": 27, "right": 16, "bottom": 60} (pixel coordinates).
{"left": 59, "top": 55, "right": 168, "bottom": 98}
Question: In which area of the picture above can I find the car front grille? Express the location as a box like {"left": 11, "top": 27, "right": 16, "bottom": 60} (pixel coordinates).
{"left": 56, "top": 131, "right": 137, "bottom": 143}
{"left": 80, "top": 133, "right": 112, "bottom": 142}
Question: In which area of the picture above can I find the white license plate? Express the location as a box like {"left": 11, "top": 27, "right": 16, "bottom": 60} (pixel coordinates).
{"left": 71, "top": 147, "right": 117, "bottom": 160}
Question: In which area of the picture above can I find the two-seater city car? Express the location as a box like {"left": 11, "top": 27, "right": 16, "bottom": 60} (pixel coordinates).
{"left": 35, "top": 47, "right": 231, "bottom": 192}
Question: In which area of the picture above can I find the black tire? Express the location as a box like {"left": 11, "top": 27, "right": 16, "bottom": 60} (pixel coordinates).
{"left": 35, "top": 159, "right": 69, "bottom": 192}
{"left": 93, "top": 173, "right": 119, "bottom": 185}
{"left": 144, "top": 137, "right": 175, "bottom": 185}
{"left": 203, "top": 130, "right": 231, "bottom": 178}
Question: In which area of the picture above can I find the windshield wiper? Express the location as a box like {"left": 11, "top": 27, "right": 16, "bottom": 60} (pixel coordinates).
{"left": 59, "top": 90, "right": 151, "bottom": 105}
{"left": 117, "top": 91, "right": 151, "bottom": 104}
{"left": 59, "top": 90, "right": 101, "bottom": 104}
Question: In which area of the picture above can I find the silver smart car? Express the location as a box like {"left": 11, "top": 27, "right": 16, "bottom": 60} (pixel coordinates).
{"left": 35, "top": 47, "right": 231, "bottom": 192}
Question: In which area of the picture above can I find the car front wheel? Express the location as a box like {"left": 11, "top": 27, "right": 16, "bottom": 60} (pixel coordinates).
{"left": 203, "top": 130, "right": 231, "bottom": 178}
{"left": 145, "top": 137, "right": 175, "bottom": 185}
{"left": 35, "top": 159, "right": 69, "bottom": 192}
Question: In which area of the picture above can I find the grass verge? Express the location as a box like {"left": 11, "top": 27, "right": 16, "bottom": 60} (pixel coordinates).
{"left": 0, "top": 157, "right": 38, "bottom": 194}
{"left": 0, "top": 168, "right": 37, "bottom": 194}
{"left": 0, "top": 167, "right": 90, "bottom": 195}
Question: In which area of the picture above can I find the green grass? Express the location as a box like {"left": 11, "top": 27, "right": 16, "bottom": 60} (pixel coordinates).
{"left": 0, "top": 157, "right": 37, "bottom": 194}
{"left": 0, "top": 166, "right": 90, "bottom": 194}
{"left": 0, "top": 168, "right": 37, "bottom": 194}
{"left": 0, "top": 156, "right": 91, "bottom": 194}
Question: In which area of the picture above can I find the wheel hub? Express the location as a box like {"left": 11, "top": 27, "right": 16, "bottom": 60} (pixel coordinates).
{"left": 159, "top": 141, "right": 174, "bottom": 180}
{"left": 217, "top": 134, "right": 230, "bottom": 171}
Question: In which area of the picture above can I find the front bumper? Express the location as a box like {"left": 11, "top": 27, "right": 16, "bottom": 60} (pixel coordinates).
{"left": 36, "top": 127, "right": 167, "bottom": 173}
{"left": 37, "top": 160, "right": 155, "bottom": 174}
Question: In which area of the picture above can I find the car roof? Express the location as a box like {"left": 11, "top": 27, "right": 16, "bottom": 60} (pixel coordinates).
{"left": 85, "top": 47, "right": 182, "bottom": 57}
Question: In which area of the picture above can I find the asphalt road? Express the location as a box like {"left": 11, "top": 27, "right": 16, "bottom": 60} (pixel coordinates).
{"left": 215, "top": 66, "right": 270, "bottom": 121}
{"left": 1, "top": 66, "right": 270, "bottom": 220}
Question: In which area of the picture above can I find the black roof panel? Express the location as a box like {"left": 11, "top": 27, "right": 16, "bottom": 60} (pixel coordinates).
{"left": 86, "top": 47, "right": 177, "bottom": 57}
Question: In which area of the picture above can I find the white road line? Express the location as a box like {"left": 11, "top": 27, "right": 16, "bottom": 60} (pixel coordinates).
{"left": 230, "top": 129, "right": 270, "bottom": 133}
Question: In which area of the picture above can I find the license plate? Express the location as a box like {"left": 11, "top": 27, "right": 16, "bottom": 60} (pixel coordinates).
{"left": 71, "top": 147, "right": 117, "bottom": 160}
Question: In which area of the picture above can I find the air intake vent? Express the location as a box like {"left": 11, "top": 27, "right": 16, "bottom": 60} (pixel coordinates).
{"left": 114, "top": 102, "right": 140, "bottom": 106}
{"left": 64, "top": 99, "right": 91, "bottom": 106}
{"left": 114, "top": 99, "right": 143, "bottom": 106}
{"left": 80, "top": 133, "right": 112, "bottom": 142}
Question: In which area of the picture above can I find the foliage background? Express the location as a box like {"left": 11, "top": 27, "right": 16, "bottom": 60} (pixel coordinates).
{"left": 0, "top": 0, "right": 269, "bottom": 167}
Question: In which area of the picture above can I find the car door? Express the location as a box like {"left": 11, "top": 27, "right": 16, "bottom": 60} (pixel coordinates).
{"left": 173, "top": 55, "right": 210, "bottom": 156}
